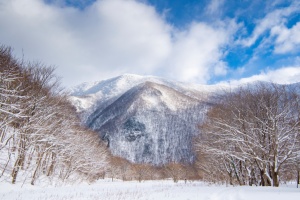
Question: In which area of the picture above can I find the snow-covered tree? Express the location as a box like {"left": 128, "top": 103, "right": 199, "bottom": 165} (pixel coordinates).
{"left": 0, "top": 45, "right": 108, "bottom": 185}
{"left": 195, "top": 83, "right": 300, "bottom": 186}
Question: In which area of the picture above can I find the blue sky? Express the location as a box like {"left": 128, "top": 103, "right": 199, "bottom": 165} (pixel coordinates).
{"left": 0, "top": 0, "right": 300, "bottom": 87}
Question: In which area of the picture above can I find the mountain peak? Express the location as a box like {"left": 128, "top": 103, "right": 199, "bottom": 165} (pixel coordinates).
{"left": 69, "top": 73, "right": 222, "bottom": 114}
{"left": 68, "top": 74, "right": 214, "bottom": 165}
{"left": 118, "top": 73, "right": 144, "bottom": 79}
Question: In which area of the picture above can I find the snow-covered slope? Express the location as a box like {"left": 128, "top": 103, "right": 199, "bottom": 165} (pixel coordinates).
{"left": 69, "top": 74, "right": 219, "bottom": 113}
{"left": 69, "top": 74, "right": 221, "bottom": 165}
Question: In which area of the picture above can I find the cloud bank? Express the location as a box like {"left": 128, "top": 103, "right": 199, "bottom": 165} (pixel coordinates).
{"left": 0, "top": 0, "right": 234, "bottom": 86}
{"left": 0, "top": 0, "right": 299, "bottom": 87}
{"left": 225, "top": 66, "right": 300, "bottom": 86}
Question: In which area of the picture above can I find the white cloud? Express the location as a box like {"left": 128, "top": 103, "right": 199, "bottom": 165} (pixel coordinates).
{"left": 164, "top": 21, "right": 234, "bottom": 83}
{"left": 237, "top": 1, "right": 300, "bottom": 47}
{"left": 0, "top": 0, "right": 234, "bottom": 87}
{"left": 226, "top": 66, "right": 300, "bottom": 85}
{"left": 271, "top": 22, "right": 300, "bottom": 53}
{"left": 206, "top": 0, "right": 225, "bottom": 16}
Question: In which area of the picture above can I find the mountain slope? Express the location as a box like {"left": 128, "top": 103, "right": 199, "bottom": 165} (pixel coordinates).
{"left": 69, "top": 74, "right": 217, "bottom": 165}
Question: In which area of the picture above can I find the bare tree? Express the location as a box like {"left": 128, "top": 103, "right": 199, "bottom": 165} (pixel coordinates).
{"left": 195, "top": 83, "right": 300, "bottom": 187}
{"left": 0, "top": 45, "right": 108, "bottom": 185}
{"left": 132, "top": 163, "right": 152, "bottom": 182}
{"left": 163, "top": 162, "right": 184, "bottom": 183}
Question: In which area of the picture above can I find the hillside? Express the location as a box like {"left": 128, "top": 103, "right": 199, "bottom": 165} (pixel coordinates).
{"left": 69, "top": 74, "right": 220, "bottom": 165}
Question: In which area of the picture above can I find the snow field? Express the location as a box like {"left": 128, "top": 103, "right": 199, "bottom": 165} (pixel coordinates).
{"left": 1, "top": 180, "right": 299, "bottom": 200}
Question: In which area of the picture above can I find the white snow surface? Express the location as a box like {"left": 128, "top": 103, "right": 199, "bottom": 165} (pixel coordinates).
{"left": 1, "top": 179, "right": 299, "bottom": 200}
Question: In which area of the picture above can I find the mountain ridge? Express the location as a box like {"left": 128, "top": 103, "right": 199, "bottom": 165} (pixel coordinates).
{"left": 69, "top": 73, "right": 220, "bottom": 114}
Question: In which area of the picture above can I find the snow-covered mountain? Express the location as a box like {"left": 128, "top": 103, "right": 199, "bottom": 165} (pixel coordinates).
{"left": 69, "top": 74, "right": 222, "bottom": 165}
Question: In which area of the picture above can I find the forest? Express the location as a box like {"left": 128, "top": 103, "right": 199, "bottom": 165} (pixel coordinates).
{"left": 195, "top": 83, "right": 300, "bottom": 187}
{"left": 0, "top": 45, "right": 299, "bottom": 187}
{"left": 0, "top": 46, "right": 108, "bottom": 185}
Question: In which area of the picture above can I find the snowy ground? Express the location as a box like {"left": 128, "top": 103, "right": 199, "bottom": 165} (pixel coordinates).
{"left": 1, "top": 179, "right": 299, "bottom": 200}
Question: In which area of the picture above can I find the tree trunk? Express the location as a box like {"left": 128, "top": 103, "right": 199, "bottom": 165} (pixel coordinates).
{"left": 11, "top": 134, "right": 25, "bottom": 184}
{"left": 1, "top": 152, "right": 11, "bottom": 178}
{"left": 272, "top": 171, "right": 279, "bottom": 187}
{"left": 260, "top": 169, "right": 265, "bottom": 186}
{"left": 31, "top": 153, "right": 43, "bottom": 185}
{"left": 46, "top": 153, "right": 56, "bottom": 176}
{"left": 11, "top": 155, "right": 24, "bottom": 184}
{"left": 297, "top": 170, "right": 299, "bottom": 188}
{"left": 232, "top": 161, "right": 242, "bottom": 185}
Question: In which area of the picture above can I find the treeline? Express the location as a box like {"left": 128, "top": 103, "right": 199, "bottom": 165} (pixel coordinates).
{"left": 106, "top": 156, "right": 200, "bottom": 183}
{"left": 0, "top": 46, "right": 108, "bottom": 185}
{"left": 195, "top": 83, "right": 300, "bottom": 187}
